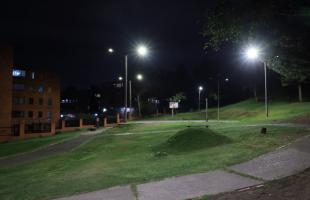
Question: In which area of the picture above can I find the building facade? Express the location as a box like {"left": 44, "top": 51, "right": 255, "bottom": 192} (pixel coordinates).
{"left": 0, "top": 46, "right": 60, "bottom": 138}
{"left": 0, "top": 46, "right": 13, "bottom": 135}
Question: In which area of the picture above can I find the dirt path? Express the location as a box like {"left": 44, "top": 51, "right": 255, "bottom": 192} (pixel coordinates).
{"left": 0, "top": 129, "right": 104, "bottom": 167}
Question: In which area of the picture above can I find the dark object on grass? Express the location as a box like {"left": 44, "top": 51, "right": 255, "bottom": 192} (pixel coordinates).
{"left": 154, "top": 151, "right": 168, "bottom": 158}
{"left": 186, "top": 125, "right": 209, "bottom": 128}
{"left": 261, "top": 127, "right": 267, "bottom": 134}
{"left": 89, "top": 127, "right": 97, "bottom": 131}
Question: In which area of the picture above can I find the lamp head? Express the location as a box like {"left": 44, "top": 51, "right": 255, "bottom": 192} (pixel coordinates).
{"left": 136, "top": 74, "right": 143, "bottom": 80}
{"left": 108, "top": 48, "right": 114, "bottom": 53}
{"left": 245, "top": 47, "right": 260, "bottom": 60}
{"left": 137, "top": 45, "right": 148, "bottom": 57}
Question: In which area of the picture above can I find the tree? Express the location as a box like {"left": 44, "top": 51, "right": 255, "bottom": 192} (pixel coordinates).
{"left": 168, "top": 92, "right": 187, "bottom": 102}
{"left": 202, "top": 0, "right": 310, "bottom": 101}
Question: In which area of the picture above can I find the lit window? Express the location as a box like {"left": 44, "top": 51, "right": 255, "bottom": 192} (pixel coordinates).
{"left": 12, "top": 69, "right": 26, "bottom": 77}
{"left": 38, "top": 85, "right": 44, "bottom": 93}
{"left": 47, "top": 112, "right": 52, "bottom": 119}
{"left": 31, "top": 72, "right": 35, "bottom": 79}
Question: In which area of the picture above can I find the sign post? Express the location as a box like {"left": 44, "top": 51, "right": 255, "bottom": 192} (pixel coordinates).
{"left": 169, "top": 102, "right": 179, "bottom": 118}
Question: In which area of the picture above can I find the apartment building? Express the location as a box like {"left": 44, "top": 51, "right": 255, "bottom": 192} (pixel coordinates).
{"left": 0, "top": 46, "right": 60, "bottom": 137}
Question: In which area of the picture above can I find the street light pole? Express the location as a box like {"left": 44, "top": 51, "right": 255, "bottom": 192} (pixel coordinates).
{"left": 264, "top": 61, "right": 269, "bottom": 118}
{"left": 205, "top": 98, "right": 208, "bottom": 122}
{"left": 198, "top": 89, "right": 201, "bottom": 111}
{"left": 129, "top": 80, "right": 132, "bottom": 120}
{"left": 217, "top": 79, "right": 220, "bottom": 121}
{"left": 124, "top": 55, "right": 128, "bottom": 122}
{"left": 108, "top": 45, "right": 148, "bottom": 122}
{"left": 244, "top": 46, "right": 269, "bottom": 118}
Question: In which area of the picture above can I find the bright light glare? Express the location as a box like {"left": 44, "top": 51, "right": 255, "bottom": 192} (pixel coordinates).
{"left": 137, "top": 45, "right": 148, "bottom": 56}
{"left": 246, "top": 47, "right": 259, "bottom": 60}
{"left": 225, "top": 78, "right": 229, "bottom": 82}
{"left": 137, "top": 74, "right": 143, "bottom": 80}
{"left": 198, "top": 86, "right": 203, "bottom": 91}
{"left": 108, "top": 48, "right": 114, "bottom": 53}
{"left": 118, "top": 76, "right": 123, "bottom": 81}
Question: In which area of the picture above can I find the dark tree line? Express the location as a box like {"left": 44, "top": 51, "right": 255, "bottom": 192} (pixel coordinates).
{"left": 202, "top": 0, "right": 310, "bottom": 102}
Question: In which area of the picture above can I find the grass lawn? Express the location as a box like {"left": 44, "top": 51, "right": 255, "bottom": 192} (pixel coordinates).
{"left": 0, "top": 130, "right": 81, "bottom": 158}
{"left": 144, "top": 99, "right": 310, "bottom": 122}
{"left": 0, "top": 121, "right": 309, "bottom": 200}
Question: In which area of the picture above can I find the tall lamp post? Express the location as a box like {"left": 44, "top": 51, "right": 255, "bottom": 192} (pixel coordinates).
{"left": 198, "top": 86, "right": 203, "bottom": 111}
{"left": 244, "top": 46, "right": 268, "bottom": 118}
{"left": 108, "top": 45, "right": 148, "bottom": 122}
{"left": 217, "top": 77, "right": 229, "bottom": 120}
{"left": 129, "top": 74, "right": 143, "bottom": 119}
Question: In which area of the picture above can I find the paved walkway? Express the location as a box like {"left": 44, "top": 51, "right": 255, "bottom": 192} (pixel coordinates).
{"left": 0, "top": 128, "right": 104, "bottom": 167}
{"left": 52, "top": 134, "right": 310, "bottom": 200}
{"left": 128, "top": 120, "right": 239, "bottom": 124}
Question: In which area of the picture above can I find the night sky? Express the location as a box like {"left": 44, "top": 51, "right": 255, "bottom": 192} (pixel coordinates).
{"left": 0, "top": 0, "right": 221, "bottom": 88}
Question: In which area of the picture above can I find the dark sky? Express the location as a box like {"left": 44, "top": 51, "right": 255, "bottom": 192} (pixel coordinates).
{"left": 0, "top": 0, "right": 217, "bottom": 88}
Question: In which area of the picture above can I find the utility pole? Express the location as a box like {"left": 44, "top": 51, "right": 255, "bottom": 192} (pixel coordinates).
{"left": 137, "top": 94, "right": 142, "bottom": 117}
{"left": 205, "top": 98, "right": 208, "bottom": 122}
{"left": 217, "top": 79, "right": 220, "bottom": 121}
{"left": 124, "top": 55, "right": 128, "bottom": 122}
{"left": 129, "top": 80, "right": 132, "bottom": 120}
{"left": 264, "top": 62, "right": 269, "bottom": 118}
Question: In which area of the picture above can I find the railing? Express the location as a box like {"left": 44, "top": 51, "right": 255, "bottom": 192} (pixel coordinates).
{"left": 83, "top": 118, "right": 95, "bottom": 126}
{"left": 0, "top": 127, "right": 15, "bottom": 136}
{"left": 65, "top": 119, "right": 80, "bottom": 127}
{"left": 25, "top": 123, "right": 51, "bottom": 134}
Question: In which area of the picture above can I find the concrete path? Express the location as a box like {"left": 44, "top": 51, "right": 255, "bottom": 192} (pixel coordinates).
{"left": 229, "top": 135, "right": 310, "bottom": 181}
{"left": 137, "top": 170, "right": 262, "bottom": 200}
{"left": 0, "top": 128, "right": 104, "bottom": 167}
{"left": 55, "top": 186, "right": 136, "bottom": 200}
{"left": 127, "top": 120, "right": 239, "bottom": 124}
{"left": 51, "top": 134, "right": 310, "bottom": 200}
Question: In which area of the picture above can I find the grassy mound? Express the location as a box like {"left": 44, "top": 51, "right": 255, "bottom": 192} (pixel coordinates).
{"left": 153, "top": 128, "right": 231, "bottom": 154}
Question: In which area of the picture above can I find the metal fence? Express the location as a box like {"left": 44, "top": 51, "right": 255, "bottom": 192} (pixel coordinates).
{"left": 25, "top": 123, "right": 51, "bottom": 134}
{"left": 65, "top": 119, "right": 80, "bottom": 127}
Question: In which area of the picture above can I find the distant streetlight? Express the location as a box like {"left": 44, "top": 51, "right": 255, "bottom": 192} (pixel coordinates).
{"left": 108, "top": 45, "right": 149, "bottom": 122}
{"left": 137, "top": 45, "right": 148, "bottom": 56}
{"left": 136, "top": 74, "right": 143, "bottom": 80}
{"left": 108, "top": 48, "right": 114, "bottom": 53}
{"left": 244, "top": 45, "right": 268, "bottom": 118}
{"left": 217, "top": 77, "right": 229, "bottom": 120}
{"left": 118, "top": 76, "right": 123, "bottom": 81}
{"left": 198, "top": 86, "right": 203, "bottom": 111}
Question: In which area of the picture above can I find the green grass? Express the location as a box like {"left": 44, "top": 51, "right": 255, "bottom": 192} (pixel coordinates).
{"left": 145, "top": 99, "right": 310, "bottom": 122}
{"left": 0, "top": 130, "right": 81, "bottom": 158}
{"left": 0, "top": 121, "right": 308, "bottom": 200}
